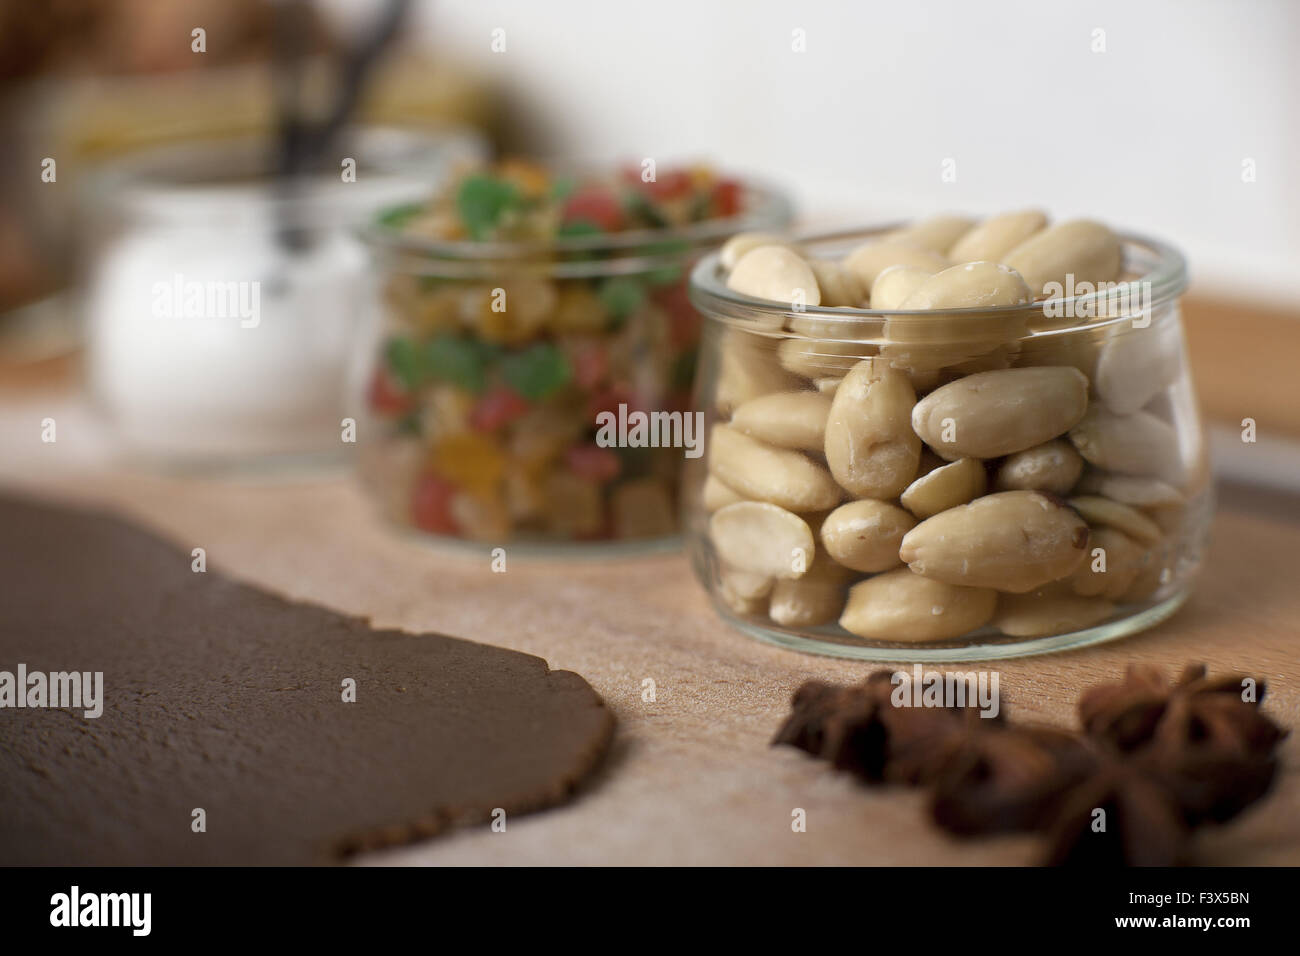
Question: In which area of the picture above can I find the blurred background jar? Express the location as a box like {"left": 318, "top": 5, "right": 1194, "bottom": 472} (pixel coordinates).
{"left": 685, "top": 227, "right": 1210, "bottom": 660}
{"left": 359, "top": 162, "right": 792, "bottom": 549}
{"left": 82, "top": 126, "right": 484, "bottom": 464}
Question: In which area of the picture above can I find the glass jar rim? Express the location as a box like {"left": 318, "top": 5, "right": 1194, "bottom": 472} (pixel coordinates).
{"left": 81, "top": 125, "right": 486, "bottom": 228}
{"left": 688, "top": 225, "right": 1188, "bottom": 338}
{"left": 358, "top": 175, "right": 794, "bottom": 279}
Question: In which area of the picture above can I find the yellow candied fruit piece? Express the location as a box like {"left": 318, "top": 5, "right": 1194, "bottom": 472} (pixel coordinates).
{"left": 688, "top": 165, "right": 716, "bottom": 190}
{"left": 459, "top": 279, "right": 557, "bottom": 345}
{"left": 430, "top": 433, "right": 507, "bottom": 495}
{"left": 550, "top": 284, "right": 608, "bottom": 334}
{"left": 413, "top": 287, "right": 462, "bottom": 334}
{"left": 508, "top": 404, "right": 584, "bottom": 474}
{"left": 496, "top": 158, "right": 551, "bottom": 199}
{"left": 407, "top": 209, "right": 465, "bottom": 241}
{"left": 422, "top": 385, "right": 475, "bottom": 439}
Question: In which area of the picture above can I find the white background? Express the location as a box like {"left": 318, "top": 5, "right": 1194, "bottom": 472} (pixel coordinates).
{"left": 378, "top": 0, "right": 1300, "bottom": 304}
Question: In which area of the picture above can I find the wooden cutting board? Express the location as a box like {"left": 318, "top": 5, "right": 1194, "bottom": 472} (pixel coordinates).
{"left": 1, "top": 292, "right": 1297, "bottom": 864}
{"left": 1, "top": 470, "right": 1294, "bottom": 866}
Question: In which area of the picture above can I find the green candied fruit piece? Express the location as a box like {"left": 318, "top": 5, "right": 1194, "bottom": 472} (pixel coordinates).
{"left": 556, "top": 220, "right": 604, "bottom": 239}
{"left": 385, "top": 337, "right": 425, "bottom": 389}
{"left": 393, "top": 410, "right": 423, "bottom": 437}
{"left": 622, "top": 191, "right": 668, "bottom": 229}
{"left": 417, "top": 275, "right": 451, "bottom": 292}
{"left": 456, "top": 174, "right": 521, "bottom": 240}
{"left": 549, "top": 176, "right": 577, "bottom": 201}
{"left": 597, "top": 276, "right": 647, "bottom": 323}
{"left": 424, "top": 333, "right": 493, "bottom": 395}
{"left": 500, "top": 342, "right": 571, "bottom": 401}
{"left": 375, "top": 202, "right": 425, "bottom": 230}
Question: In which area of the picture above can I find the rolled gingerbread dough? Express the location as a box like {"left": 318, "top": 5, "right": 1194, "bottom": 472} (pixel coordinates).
{"left": 0, "top": 495, "right": 614, "bottom": 865}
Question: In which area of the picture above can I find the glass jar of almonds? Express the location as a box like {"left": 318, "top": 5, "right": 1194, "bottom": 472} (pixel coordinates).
{"left": 359, "top": 161, "right": 792, "bottom": 551}
{"left": 685, "top": 215, "right": 1209, "bottom": 659}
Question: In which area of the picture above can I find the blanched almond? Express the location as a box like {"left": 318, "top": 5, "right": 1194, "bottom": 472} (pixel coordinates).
{"left": 1067, "top": 495, "right": 1163, "bottom": 546}
{"left": 731, "top": 391, "right": 832, "bottom": 452}
{"left": 993, "top": 439, "right": 1084, "bottom": 495}
{"left": 824, "top": 358, "right": 921, "bottom": 499}
{"left": 870, "top": 265, "right": 937, "bottom": 310}
{"left": 727, "top": 245, "right": 821, "bottom": 310}
{"left": 814, "top": 376, "right": 843, "bottom": 396}
{"left": 721, "top": 232, "right": 799, "bottom": 270}
{"left": 842, "top": 241, "right": 950, "bottom": 293}
{"left": 949, "top": 209, "right": 1048, "bottom": 263}
{"left": 1003, "top": 219, "right": 1122, "bottom": 298}
{"left": 879, "top": 262, "right": 1031, "bottom": 373}
{"left": 1068, "top": 406, "right": 1183, "bottom": 483}
{"left": 718, "top": 577, "right": 769, "bottom": 616}
{"left": 714, "top": 329, "right": 802, "bottom": 415}
{"left": 702, "top": 474, "right": 746, "bottom": 512}
{"left": 719, "top": 563, "right": 774, "bottom": 600}
{"left": 777, "top": 337, "right": 871, "bottom": 378}
{"left": 899, "top": 490, "right": 1090, "bottom": 593}
{"left": 819, "top": 499, "right": 916, "bottom": 573}
{"left": 709, "top": 501, "right": 813, "bottom": 579}
{"left": 900, "top": 456, "right": 988, "bottom": 519}
{"left": 897, "top": 261, "right": 1034, "bottom": 311}
{"left": 809, "top": 259, "right": 868, "bottom": 307}
{"left": 911, "top": 367, "right": 1090, "bottom": 459}
{"left": 839, "top": 568, "right": 997, "bottom": 642}
{"left": 1073, "top": 471, "right": 1184, "bottom": 507}
{"left": 1068, "top": 526, "right": 1145, "bottom": 599}
{"left": 992, "top": 591, "right": 1115, "bottom": 637}
{"left": 709, "top": 424, "right": 842, "bottom": 512}
{"left": 1095, "top": 320, "right": 1184, "bottom": 414}
{"left": 768, "top": 551, "right": 855, "bottom": 627}
{"left": 885, "top": 215, "right": 977, "bottom": 255}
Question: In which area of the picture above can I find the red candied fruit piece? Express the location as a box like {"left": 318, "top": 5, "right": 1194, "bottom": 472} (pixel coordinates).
{"left": 653, "top": 280, "right": 702, "bottom": 349}
{"left": 620, "top": 165, "right": 695, "bottom": 202}
{"left": 561, "top": 187, "right": 625, "bottom": 232}
{"left": 368, "top": 367, "right": 414, "bottom": 416}
{"left": 571, "top": 343, "right": 610, "bottom": 389}
{"left": 410, "top": 475, "right": 460, "bottom": 534}
{"left": 584, "top": 384, "right": 634, "bottom": 422}
{"left": 710, "top": 178, "right": 743, "bottom": 217}
{"left": 663, "top": 389, "right": 694, "bottom": 415}
{"left": 469, "top": 386, "right": 530, "bottom": 431}
{"left": 565, "top": 443, "right": 622, "bottom": 483}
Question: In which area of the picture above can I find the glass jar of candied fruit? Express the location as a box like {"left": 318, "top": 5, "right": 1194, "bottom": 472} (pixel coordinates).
{"left": 359, "top": 161, "right": 792, "bottom": 550}
{"left": 685, "top": 218, "right": 1210, "bottom": 660}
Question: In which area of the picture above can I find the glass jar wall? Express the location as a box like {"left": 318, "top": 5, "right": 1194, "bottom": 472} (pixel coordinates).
{"left": 359, "top": 172, "right": 791, "bottom": 551}
{"left": 685, "top": 227, "right": 1209, "bottom": 660}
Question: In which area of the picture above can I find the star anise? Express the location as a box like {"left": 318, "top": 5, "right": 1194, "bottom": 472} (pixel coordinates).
{"left": 1079, "top": 662, "right": 1283, "bottom": 756}
{"left": 772, "top": 673, "right": 897, "bottom": 780}
{"left": 1044, "top": 662, "right": 1286, "bottom": 864}
{"left": 880, "top": 704, "right": 1005, "bottom": 786}
{"left": 773, "top": 662, "right": 1289, "bottom": 867}
{"left": 1041, "top": 751, "right": 1193, "bottom": 866}
{"left": 772, "top": 670, "right": 999, "bottom": 784}
{"left": 930, "top": 726, "right": 1095, "bottom": 835}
